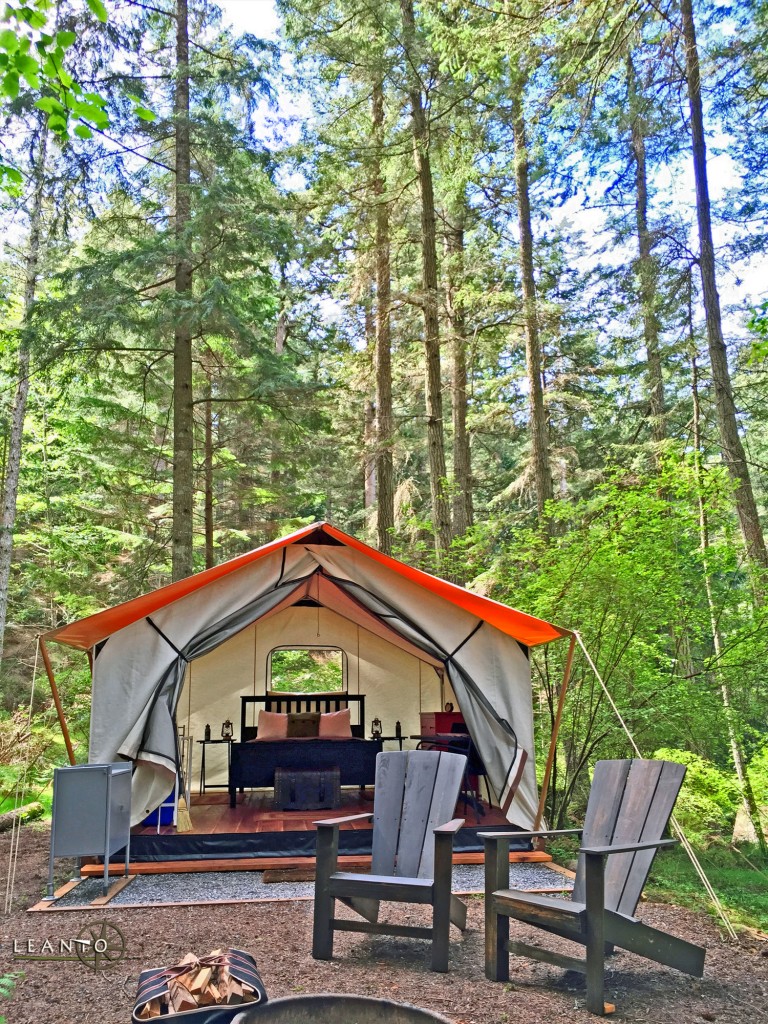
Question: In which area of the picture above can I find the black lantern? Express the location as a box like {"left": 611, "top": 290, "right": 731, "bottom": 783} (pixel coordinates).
{"left": 371, "top": 717, "right": 382, "bottom": 740}
{"left": 221, "top": 719, "right": 234, "bottom": 741}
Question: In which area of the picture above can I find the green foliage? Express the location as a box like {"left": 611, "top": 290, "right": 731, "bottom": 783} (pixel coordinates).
{"left": 464, "top": 461, "right": 768, "bottom": 826}
{"left": 0, "top": 0, "right": 158, "bottom": 188}
{"left": 747, "top": 744, "right": 768, "bottom": 807}
{"left": 645, "top": 844, "right": 768, "bottom": 931}
{"left": 748, "top": 300, "right": 768, "bottom": 361}
{"left": 0, "top": 971, "right": 21, "bottom": 1024}
{"left": 0, "top": 704, "right": 83, "bottom": 815}
{"left": 269, "top": 648, "right": 344, "bottom": 693}
{"left": 1, "top": 0, "right": 99, "bottom": 145}
{"left": 653, "top": 748, "right": 741, "bottom": 845}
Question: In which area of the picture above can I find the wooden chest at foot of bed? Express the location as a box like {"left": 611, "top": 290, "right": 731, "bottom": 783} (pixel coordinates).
{"left": 273, "top": 767, "right": 341, "bottom": 811}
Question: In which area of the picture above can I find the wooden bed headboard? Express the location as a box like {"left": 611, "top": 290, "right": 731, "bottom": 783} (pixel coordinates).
{"left": 239, "top": 694, "right": 367, "bottom": 741}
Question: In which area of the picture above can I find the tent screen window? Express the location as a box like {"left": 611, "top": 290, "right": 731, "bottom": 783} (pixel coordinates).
{"left": 268, "top": 647, "right": 345, "bottom": 693}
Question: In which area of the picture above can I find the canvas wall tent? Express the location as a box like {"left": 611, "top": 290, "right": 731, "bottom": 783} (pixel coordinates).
{"left": 44, "top": 523, "right": 570, "bottom": 829}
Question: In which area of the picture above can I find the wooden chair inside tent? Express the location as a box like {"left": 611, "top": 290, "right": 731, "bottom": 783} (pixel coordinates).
{"left": 312, "top": 749, "right": 468, "bottom": 972}
{"left": 483, "top": 759, "right": 706, "bottom": 1015}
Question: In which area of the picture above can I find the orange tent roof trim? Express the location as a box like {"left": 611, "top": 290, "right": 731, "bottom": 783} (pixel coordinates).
{"left": 45, "top": 522, "right": 569, "bottom": 652}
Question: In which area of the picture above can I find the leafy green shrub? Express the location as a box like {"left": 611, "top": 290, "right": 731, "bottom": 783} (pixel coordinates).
{"left": 0, "top": 972, "right": 20, "bottom": 1024}
{"left": 653, "top": 747, "right": 740, "bottom": 844}
{"left": 646, "top": 843, "right": 768, "bottom": 931}
{"left": 747, "top": 744, "right": 768, "bottom": 807}
{"left": 0, "top": 705, "right": 82, "bottom": 816}
{"left": 546, "top": 832, "right": 581, "bottom": 867}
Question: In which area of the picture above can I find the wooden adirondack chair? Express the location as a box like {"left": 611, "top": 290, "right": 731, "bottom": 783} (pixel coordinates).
{"left": 312, "top": 749, "right": 468, "bottom": 972}
{"left": 483, "top": 759, "right": 706, "bottom": 1015}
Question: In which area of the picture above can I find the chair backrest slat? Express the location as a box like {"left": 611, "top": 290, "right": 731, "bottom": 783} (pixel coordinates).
{"left": 371, "top": 752, "right": 408, "bottom": 877}
{"left": 572, "top": 760, "right": 631, "bottom": 904}
{"left": 415, "top": 751, "right": 466, "bottom": 878}
{"left": 370, "top": 750, "right": 466, "bottom": 880}
{"left": 572, "top": 759, "right": 685, "bottom": 916}
{"left": 396, "top": 751, "right": 440, "bottom": 877}
{"left": 609, "top": 760, "right": 685, "bottom": 915}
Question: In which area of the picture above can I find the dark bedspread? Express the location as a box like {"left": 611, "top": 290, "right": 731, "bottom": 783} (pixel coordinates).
{"left": 228, "top": 738, "right": 382, "bottom": 806}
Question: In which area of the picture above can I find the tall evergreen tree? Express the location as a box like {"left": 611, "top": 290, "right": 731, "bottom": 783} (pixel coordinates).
{"left": 679, "top": 0, "right": 768, "bottom": 574}
{"left": 172, "top": 0, "right": 194, "bottom": 580}
{"left": 399, "top": 0, "right": 452, "bottom": 556}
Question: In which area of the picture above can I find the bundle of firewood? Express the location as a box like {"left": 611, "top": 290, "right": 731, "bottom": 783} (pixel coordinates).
{"left": 135, "top": 948, "right": 263, "bottom": 1018}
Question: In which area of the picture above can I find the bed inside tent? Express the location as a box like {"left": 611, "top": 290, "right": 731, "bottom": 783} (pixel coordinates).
{"left": 43, "top": 523, "right": 570, "bottom": 868}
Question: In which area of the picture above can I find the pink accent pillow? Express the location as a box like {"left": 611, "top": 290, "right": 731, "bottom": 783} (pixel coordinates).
{"left": 257, "top": 710, "right": 288, "bottom": 739}
{"left": 318, "top": 708, "right": 353, "bottom": 738}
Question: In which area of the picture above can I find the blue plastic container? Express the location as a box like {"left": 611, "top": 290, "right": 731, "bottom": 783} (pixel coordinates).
{"left": 141, "top": 793, "right": 175, "bottom": 826}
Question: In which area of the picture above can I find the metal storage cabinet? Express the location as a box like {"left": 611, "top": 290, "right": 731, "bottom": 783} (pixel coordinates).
{"left": 48, "top": 762, "right": 131, "bottom": 897}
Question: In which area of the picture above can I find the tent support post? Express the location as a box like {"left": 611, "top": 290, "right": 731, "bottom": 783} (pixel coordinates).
{"left": 40, "top": 636, "right": 76, "bottom": 765}
{"left": 533, "top": 632, "right": 576, "bottom": 830}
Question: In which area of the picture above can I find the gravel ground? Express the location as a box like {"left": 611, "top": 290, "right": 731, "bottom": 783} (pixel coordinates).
{"left": 3, "top": 825, "right": 768, "bottom": 1024}
{"left": 52, "top": 863, "right": 572, "bottom": 908}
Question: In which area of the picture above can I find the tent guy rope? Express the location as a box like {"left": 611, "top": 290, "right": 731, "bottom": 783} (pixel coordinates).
{"left": 574, "top": 631, "right": 739, "bottom": 941}
{"left": 3, "top": 638, "right": 40, "bottom": 916}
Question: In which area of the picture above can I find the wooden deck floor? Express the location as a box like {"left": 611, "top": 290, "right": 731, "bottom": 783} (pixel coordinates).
{"left": 132, "top": 789, "right": 511, "bottom": 837}
{"left": 80, "top": 789, "right": 548, "bottom": 876}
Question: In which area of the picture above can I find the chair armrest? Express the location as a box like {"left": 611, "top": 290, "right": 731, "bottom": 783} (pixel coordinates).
{"left": 434, "top": 818, "right": 465, "bottom": 835}
{"left": 479, "top": 828, "right": 583, "bottom": 843}
{"left": 315, "top": 813, "right": 374, "bottom": 884}
{"left": 580, "top": 838, "right": 677, "bottom": 856}
{"left": 314, "top": 812, "right": 373, "bottom": 828}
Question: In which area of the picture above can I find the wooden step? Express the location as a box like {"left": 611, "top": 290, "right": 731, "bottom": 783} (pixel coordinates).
{"left": 80, "top": 850, "right": 551, "bottom": 877}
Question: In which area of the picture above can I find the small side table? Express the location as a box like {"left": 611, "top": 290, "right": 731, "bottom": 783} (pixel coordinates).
{"left": 197, "top": 739, "right": 234, "bottom": 794}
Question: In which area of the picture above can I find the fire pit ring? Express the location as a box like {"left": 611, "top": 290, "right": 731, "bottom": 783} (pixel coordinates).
{"left": 232, "top": 993, "right": 455, "bottom": 1024}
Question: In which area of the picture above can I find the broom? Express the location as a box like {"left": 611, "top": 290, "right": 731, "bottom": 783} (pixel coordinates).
{"left": 176, "top": 791, "right": 193, "bottom": 832}
{"left": 176, "top": 750, "right": 193, "bottom": 832}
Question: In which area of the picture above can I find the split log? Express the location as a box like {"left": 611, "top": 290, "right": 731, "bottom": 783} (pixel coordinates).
{"left": 198, "top": 981, "right": 221, "bottom": 1006}
{"left": 136, "top": 999, "right": 162, "bottom": 1019}
{"left": 175, "top": 952, "right": 199, "bottom": 990}
{"left": 0, "top": 801, "right": 44, "bottom": 833}
{"left": 168, "top": 980, "right": 197, "bottom": 1013}
{"left": 223, "top": 975, "right": 243, "bottom": 1005}
{"left": 189, "top": 966, "right": 212, "bottom": 993}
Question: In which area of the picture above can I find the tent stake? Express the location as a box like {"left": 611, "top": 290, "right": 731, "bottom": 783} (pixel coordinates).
{"left": 40, "top": 635, "right": 76, "bottom": 765}
{"left": 533, "top": 631, "right": 576, "bottom": 830}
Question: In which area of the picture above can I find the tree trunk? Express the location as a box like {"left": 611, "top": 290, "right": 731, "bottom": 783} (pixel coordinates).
{"left": 691, "top": 349, "right": 765, "bottom": 850}
{"left": 0, "top": 126, "right": 48, "bottom": 665}
{"left": 172, "top": 0, "right": 195, "bottom": 581}
{"left": 372, "top": 81, "right": 395, "bottom": 555}
{"left": 444, "top": 213, "right": 473, "bottom": 536}
{"left": 399, "top": 0, "right": 452, "bottom": 558}
{"left": 681, "top": 0, "right": 768, "bottom": 572}
{"left": 627, "top": 53, "right": 665, "bottom": 451}
{"left": 364, "top": 399, "right": 377, "bottom": 509}
{"left": 0, "top": 802, "right": 44, "bottom": 833}
{"left": 204, "top": 378, "right": 214, "bottom": 570}
{"left": 511, "top": 80, "right": 553, "bottom": 520}
{"left": 364, "top": 302, "right": 377, "bottom": 510}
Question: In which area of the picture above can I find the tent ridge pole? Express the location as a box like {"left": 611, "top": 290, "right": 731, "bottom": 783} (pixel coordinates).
{"left": 533, "top": 631, "right": 576, "bottom": 830}
{"left": 40, "top": 635, "right": 76, "bottom": 765}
